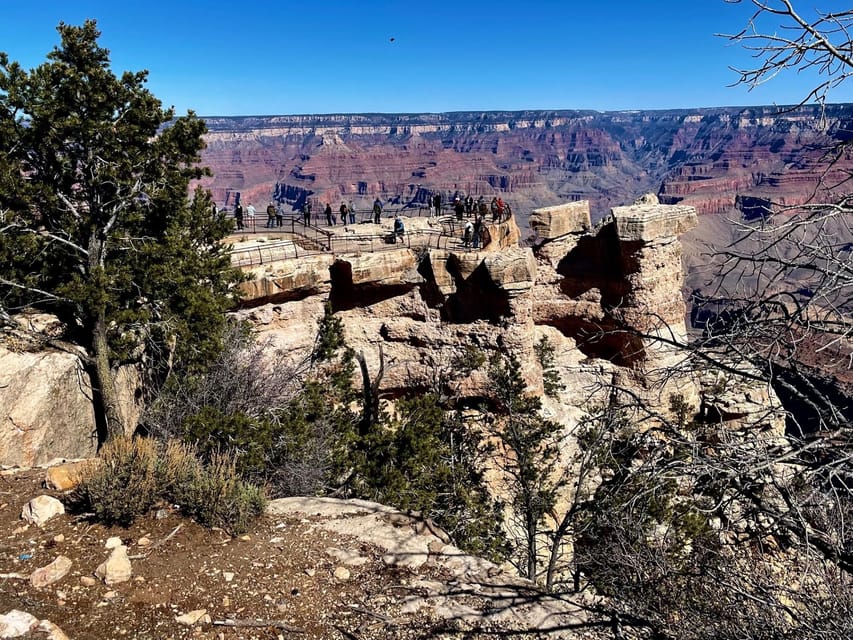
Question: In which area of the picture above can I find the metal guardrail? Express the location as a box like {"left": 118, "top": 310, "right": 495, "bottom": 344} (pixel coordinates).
{"left": 229, "top": 240, "right": 305, "bottom": 267}
{"left": 227, "top": 209, "right": 515, "bottom": 267}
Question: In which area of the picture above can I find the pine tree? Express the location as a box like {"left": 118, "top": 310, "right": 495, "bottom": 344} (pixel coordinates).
{"left": 486, "top": 352, "right": 563, "bottom": 581}
{"left": 0, "top": 21, "right": 241, "bottom": 440}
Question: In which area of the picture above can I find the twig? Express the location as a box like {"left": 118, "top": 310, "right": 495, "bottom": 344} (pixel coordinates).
{"left": 73, "top": 523, "right": 95, "bottom": 546}
{"left": 150, "top": 523, "right": 182, "bottom": 550}
{"left": 346, "top": 603, "right": 393, "bottom": 623}
{"left": 132, "top": 523, "right": 183, "bottom": 559}
{"left": 212, "top": 619, "right": 305, "bottom": 632}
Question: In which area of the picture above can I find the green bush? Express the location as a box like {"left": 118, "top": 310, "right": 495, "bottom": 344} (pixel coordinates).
{"left": 179, "top": 407, "right": 273, "bottom": 478}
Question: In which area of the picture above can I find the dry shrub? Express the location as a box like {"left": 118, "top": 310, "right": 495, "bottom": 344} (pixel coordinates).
{"left": 70, "top": 437, "right": 266, "bottom": 535}
{"left": 71, "top": 437, "right": 160, "bottom": 526}
{"left": 166, "top": 449, "right": 267, "bottom": 536}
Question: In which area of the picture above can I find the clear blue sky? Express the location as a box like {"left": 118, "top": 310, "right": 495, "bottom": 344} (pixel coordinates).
{"left": 1, "top": 1, "right": 851, "bottom": 116}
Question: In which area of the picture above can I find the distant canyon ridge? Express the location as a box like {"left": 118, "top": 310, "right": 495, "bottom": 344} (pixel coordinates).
{"left": 200, "top": 105, "right": 852, "bottom": 218}
{"left": 199, "top": 105, "right": 853, "bottom": 290}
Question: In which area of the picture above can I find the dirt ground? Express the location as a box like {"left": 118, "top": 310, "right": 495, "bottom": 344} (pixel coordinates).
{"left": 0, "top": 468, "right": 476, "bottom": 640}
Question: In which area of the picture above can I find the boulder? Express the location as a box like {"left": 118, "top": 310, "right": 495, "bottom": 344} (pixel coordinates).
{"left": 94, "top": 545, "right": 132, "bottom": 585}
{"left": 612, "top": 203, "right": 697, "bottom": 243}
{"left": 481, "top": 248, "right": 537, "bottom": 296}
{"left": 0, "top": 346, "right": 97, "bottom": 467}
{"left": 529, "top": 201, "right": 591, "bottom": 240}
{"left": 20, "top": 496, "right": 65, "bottom": 526}
{"left": 44, "top": 461, "right": 88, "bottom": 492}
{"left": 29, "top": 556, "right": 72, "bottom": 588}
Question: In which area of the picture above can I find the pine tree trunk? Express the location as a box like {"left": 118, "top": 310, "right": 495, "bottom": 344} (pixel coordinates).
{"left": 90, "top": 310, "right": 126, "bottom": 442}
{"left": 527, "top": 509, "right": 538, "bottom": 581}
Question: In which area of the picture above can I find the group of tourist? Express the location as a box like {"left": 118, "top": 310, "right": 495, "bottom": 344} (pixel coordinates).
{"left": 431, "top": 194, "right": 509, "bottom": 222}
{"left": 319, "top": 199, "right": 379, "bottom": 226}
{"left": 227, "top": 193, "right": 509, "bottom": 250}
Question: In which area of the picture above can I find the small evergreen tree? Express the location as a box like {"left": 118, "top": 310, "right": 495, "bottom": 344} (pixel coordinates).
{"left": 352, "top": 393, "right": 508, "bottom": 562}
{"left": 534, "top": 336, "right": 563, "bottom": 398}
{"left": 0, "top": 21, "right": 241, "bottom": 440}
{"left": 486, "top": 352, "right": 563, "bottom": 581}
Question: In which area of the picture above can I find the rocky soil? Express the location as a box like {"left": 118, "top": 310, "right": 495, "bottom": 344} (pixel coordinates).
{"left": 0, "top": 466, "right": 606, "bottom": 640}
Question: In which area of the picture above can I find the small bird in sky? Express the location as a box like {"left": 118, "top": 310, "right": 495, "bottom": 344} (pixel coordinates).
{"left": 389, "top": 37, "right": 395, "bottom": 43}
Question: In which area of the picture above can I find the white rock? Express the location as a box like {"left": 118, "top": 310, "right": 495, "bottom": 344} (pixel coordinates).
{"left": 222, "top": 572, "right": 235, "bottom": 582}
{"left": 104, "top": 536, "right": 123, "bottom": 549}
{"left": 94, "top": 545, "right": 132, "bottom": 585}
{"left": 0, "top": 609, "right": 38, "bottom": 637}
{"left": 29, "top": 556, "right": 72, "bottom": 588}
{"left": 20, "top": 496, "right": 64, "bottom": 526}
{"left": 175, "top": 609, "right": 208, "bottom": 626}
{"left": 333, "top": 566, "right": 351, "bottom": 581}
{"left": 37, "top": 620, "right": 70, "bottom": 640}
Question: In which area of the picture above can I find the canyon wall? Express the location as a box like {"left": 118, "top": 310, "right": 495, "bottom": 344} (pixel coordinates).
{"left": 0, "top": 200, "right": 786, "bottom": 467}
{"left": 231, "top": 203, "right": 779, "bottom": 438}
{"left": 199, "top": 105, "right": 853, "bottom": 228}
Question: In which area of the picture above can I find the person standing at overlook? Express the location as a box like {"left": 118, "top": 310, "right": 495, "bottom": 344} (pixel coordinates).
{"left": 303, "top": 202, "right": 312, "bottom": 226}
{"left": 472, "top": 216, "right": 482, "bottom": 249}
{"left": 348, "top": 200, "right": 356, "bottom": 224}
{"left": 454, "top": 197, "right": 465, "bottom": 221}
{"left": 246, "top": 202, "right": 256, "bottom": 229}
{"left": 432, "top": 193, "right": 441, "bottom": 217}
{"left": 234, "top": 202, "right": 244, "bottom": 230}
{"left": 339, "top": 202, "right": 348, "bottom": 226}
{"left": 265, "top": 202, "right": 276, "bottom": 228}
{"left": 393, "top": 214, "right": 405, "bottom": 243}
{"left": 325, "top": 203, "right": 334, "bottom": 226}
{"left": 373, "top": 198, "right": 382, "bottom": 224}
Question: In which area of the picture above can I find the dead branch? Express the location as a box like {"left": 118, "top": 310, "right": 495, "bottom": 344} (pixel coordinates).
{"left": 212, "top": 618, "right": 305, "bottom": 632}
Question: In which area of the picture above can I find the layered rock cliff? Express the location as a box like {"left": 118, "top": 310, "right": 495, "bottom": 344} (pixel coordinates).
{"left": 200, "top": 105, "right": 853, "bottom": 227}
{"left": 0, "top": 203, "right": 783, "bottom": 468}
{"left": 231, "top": 203, "right": 778, "bottom": 440}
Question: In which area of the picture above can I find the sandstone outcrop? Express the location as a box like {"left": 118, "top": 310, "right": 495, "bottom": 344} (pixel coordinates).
{"left": 0, "top": 346, "right": 97, "bottom": 467}
{"left": 236, "top": 203, "right": 709, "bottom": 425}
{"left": 267, "top": 497, "right": 598, "bottom": 634}
{"left": 0, "top": 315, "right": 143, "bottom": 467}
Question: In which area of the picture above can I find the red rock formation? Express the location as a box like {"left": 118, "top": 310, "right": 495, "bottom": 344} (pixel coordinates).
{"left": 199, "top": 106, "right": 853, "bottom": 233}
